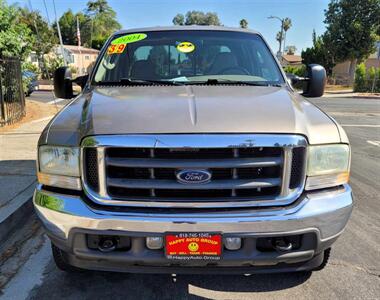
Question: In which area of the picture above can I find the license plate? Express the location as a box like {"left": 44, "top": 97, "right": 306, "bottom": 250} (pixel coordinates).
{"left": 165, "top": 233, "right": 222, "bottom": 260}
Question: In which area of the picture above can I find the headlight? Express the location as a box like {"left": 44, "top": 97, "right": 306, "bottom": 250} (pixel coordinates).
{"left": 305, "top": 144, "right": 350, "bottom": 190}
{"left": 38, "top": 146, "right": 81, "bottom": 190}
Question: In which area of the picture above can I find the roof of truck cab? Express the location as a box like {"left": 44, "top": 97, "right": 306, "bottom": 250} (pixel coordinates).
{"left": 113, "top": 26, "right": 260, "bottom": 36}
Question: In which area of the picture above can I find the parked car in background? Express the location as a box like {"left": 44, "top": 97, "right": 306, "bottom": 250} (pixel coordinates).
{"left": 22, "top": 71, "right": 38, "bottom": 96}
{"left": 34, "top": 26, "right": 353, "bottom": 275}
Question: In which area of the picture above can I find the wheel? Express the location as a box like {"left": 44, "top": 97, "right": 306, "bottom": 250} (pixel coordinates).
{"left": 51, "top": 243, "right": 82, "bottom": 272}
{"left": 312, "top": 248, "right": 331, "bottom": 271}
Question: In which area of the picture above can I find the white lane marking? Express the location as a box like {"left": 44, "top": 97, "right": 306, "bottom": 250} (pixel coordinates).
{"left": 330, "top": 112, "right": 380, "bottom": 116}
{"left": 342, "top": 124, "right": 380, "bottom": 127}
{"left": 29, "top": 116, "right": 54, "bottom": 123}
{"left": 1, "top": 239, "right": 51, "bottom": 300}
{"left": 367, "top": 141, "right": 380, "bottom": 147}
{"left": 46, "top": 98, "right": 67, "bottom": 105}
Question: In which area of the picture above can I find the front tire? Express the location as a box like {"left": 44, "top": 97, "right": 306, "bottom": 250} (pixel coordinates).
{"left": 51, "top": 243, "right": 82, "bottom": 272}
{"left": 312, "top": 248, "right": 331, "bottom": 271}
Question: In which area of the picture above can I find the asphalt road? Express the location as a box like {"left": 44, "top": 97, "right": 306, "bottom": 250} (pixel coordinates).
{"left": 27, "top": 90, "right": 71, "bottom": 106}
{"left": 2, "top": 96, "right": 380, "bottom": 300}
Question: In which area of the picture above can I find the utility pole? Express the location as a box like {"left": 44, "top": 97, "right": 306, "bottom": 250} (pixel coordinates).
{"left": 77, "top": 16, "right": 83, "bottom": 75}
{"left": 268, "top": 16, "right": 285, "bottom": 59}
{"left": 53, "top": 0, "right": 67, "bottom": 66}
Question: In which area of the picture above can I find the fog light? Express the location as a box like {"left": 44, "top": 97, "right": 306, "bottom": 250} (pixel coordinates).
{"left": 146, "top": 237, "right": 164, "bottom": 249}
{"left": 224, "top": 237, "right": 242, "bottom": 250}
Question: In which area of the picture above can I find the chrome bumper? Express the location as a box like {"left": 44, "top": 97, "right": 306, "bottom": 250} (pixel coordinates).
{"left": 34, "top": 184, "right": 353, "bottom": 250}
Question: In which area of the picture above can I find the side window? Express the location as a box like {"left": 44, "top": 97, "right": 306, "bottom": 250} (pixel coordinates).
{"left": 252, "top": 45, "right": 280, "bottom": 81}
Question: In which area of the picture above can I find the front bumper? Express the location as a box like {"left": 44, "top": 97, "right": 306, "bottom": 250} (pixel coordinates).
{"left": 33, "top": 184, "right": 353, "bottom": 273}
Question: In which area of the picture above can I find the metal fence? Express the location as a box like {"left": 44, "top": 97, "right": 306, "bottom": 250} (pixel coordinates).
{"left": 0, "top": 58, "right": 25, "bottom": 126}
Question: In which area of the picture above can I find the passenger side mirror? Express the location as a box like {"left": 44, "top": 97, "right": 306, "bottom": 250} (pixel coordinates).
{"left": 53, "top": 67, "right": 73, "bottom": 99}
{"left": 302, "top": 64, "right": 326, "bottom": 97}
{"left": 54, "top": 67, "right": 89, "bottom": 99}
{"left": 73, "top": 74, "right": 89, "bottom": 89}
{"left": 286, "top": 73, "right": 300, "bottom": 86}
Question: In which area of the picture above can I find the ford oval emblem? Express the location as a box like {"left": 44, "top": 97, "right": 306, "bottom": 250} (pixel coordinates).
{"left": 176, "top": 169, "right": 212, "bottom": 184}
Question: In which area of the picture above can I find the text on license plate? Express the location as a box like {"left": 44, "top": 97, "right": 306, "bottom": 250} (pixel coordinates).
{"left": 165, "top": 233, "right": 222, "bottom": 260}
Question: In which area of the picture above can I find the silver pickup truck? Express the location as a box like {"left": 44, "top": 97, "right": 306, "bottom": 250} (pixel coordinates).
{"left": 33, "top": 26, "right": 353, "bottom": 274}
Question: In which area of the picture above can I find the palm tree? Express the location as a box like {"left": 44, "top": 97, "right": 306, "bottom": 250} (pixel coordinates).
{"left": 276, "top": 31, "right": 284, "bottom": 49}
{"left": 282, "top": 18, "right": 292, "bottom": 52}
{"left": 87, "top": 0, "right": 111, "bottom": 14}
{"left": 239, "top": 19, "right": 248, "bottom": 29}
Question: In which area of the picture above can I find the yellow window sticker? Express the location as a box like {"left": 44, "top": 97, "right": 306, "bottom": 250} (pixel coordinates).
{"left": 176, "top": 42, "right": 195, "bottom": 53}
{"left": 111, "top": 33, "right": 147, "bottom": 45}
{"left": 107, "top": 43, "right": 126, "bottom": 55}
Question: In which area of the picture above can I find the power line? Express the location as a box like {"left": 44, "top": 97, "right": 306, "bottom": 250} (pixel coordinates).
{"left": 52, "top": 0, "right": 68, "bottom": 66}
{"left": 27, "top": 0, "right": 58, "bottom": 111}
{"left": 42, "top": 0, "right": 51, "bottom": 24}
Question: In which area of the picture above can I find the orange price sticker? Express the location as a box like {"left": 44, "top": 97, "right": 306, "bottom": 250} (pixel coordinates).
{"left": 107, "top": 43, "right": 126, "bottom": 55}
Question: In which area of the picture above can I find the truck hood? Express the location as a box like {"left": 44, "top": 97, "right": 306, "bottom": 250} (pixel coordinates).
{"left": 41, "top": 85, "right": 342, "bottom": 146}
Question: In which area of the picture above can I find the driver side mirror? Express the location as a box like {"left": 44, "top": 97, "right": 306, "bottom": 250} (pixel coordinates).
{"left": 286, "top": 64, "right": 326, "bottom": 97}
{"left": 54, "top": 67, "right": 73, "bottom": 99}
{"left": 302, "top": 64, "right": 326, "bottom": 97}
{"left": 53, "top": 67, "right": 89, "bottom": 99}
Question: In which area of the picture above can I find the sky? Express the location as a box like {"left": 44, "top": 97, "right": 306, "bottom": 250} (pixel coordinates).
{"left": 9, "top": 0, "right": 331, "bottom": 54}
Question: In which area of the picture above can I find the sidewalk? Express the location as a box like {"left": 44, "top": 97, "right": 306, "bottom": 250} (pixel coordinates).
{"left": 323, "top": 91, "right": 380, "bottom": 99}
{"left": 0, "top": 103, "right": 57, "bottom": 243}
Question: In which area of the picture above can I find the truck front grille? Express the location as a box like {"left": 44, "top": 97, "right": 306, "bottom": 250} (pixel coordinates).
{"left": 104, "top": 147, "right": 282, "bottom": 200}
{"left": 82, "top": 135, "right": 307, "bottom": 208}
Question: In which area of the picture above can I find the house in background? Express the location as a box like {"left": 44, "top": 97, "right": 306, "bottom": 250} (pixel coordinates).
{"left": 54, "top": 45, "right": 99, "bottom": 75}
{"left": 26, "top": 45, "right": 99, "bottom": 76}
{"left": 333, "top": 41, "right": 380, "bottom": 84}
{"left": 280, "top": 54, "right": 303, "bottom": 67}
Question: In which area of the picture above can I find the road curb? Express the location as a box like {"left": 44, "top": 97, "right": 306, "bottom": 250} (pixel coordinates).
{"left": 0, "top": 183, "right": 35, "bottom": 244}
{"left": 323, "top": 93, "right": 380, "bottom": 99}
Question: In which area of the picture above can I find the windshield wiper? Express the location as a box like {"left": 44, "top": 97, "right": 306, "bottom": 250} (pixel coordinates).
{"left": 95, "top": 78, "right": 184, "bottom": 86}
{"left": 188, "top": 79, "right": 283, "bottom": 87}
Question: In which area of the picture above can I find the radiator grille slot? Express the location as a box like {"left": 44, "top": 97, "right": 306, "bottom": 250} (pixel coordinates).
{"left": 84, "top": 148, "right": 99, "bottom": 192}
{"left": 290, "top": 147, "right": 306, "bottom": 189}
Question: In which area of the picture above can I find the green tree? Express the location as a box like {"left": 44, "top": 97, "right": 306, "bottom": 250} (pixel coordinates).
{"left": 173, "top": 14, "right": 185, "bottom": 25}
{"left": 353, "top": 63, "right": 367, "bottom": 92}
{"left": 172, "top": 11, "right": 221, "bottom": 26}
{"left": 302, "top": 30, "right": 336, "bottom": 76}
{"left": 54, "top": 10, "right": 80, "bottom": 45}
{"left": 86, "top": 0, "right": 112, "bottom": 14}
{"left": 324, "top": 0, "right": 380, "bottom": 84}
{"left": 0, "top": 0, "right": 34, "bottom": 59}
{"left": 86, "top": 0, "right": 121, "bottom": 49}
{"left": 282, "top": 17, "right": 292, "bottom": 52}
{"left": 56, "top": 10, "right": 92, "bottom": 46}
{"left": 18, "top": 7, "right": 58, "bottom": 78}
{"left": 19, "top": 8, "right": 57, "bottom": 56}
{"left": 239, "top": 19, "right": 248, "bottom": 29}
{"left": 55, "top": 0, "right": 121, "bottom": 49}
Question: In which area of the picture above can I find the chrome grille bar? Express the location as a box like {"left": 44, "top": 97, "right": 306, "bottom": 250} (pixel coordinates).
{"left": 108, "top": 178, "right": 281, "bottom": 190}
{"left": 105, "top": 156, "right": 283, "bottom": 168}
{"left": 97, "top": 147, "right": 107, "bottom": 198}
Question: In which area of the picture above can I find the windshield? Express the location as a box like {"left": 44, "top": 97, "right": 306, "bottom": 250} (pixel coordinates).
{"left": 93, "top": 30, "right": 285, "bottom": 85}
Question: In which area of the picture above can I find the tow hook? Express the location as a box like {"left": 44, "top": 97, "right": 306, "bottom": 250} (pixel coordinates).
{"left": 98, "top": 237, "right": 117, "bottom": 252}
{"left": 273, "top": 238, "right": 293, "bottom": 252}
